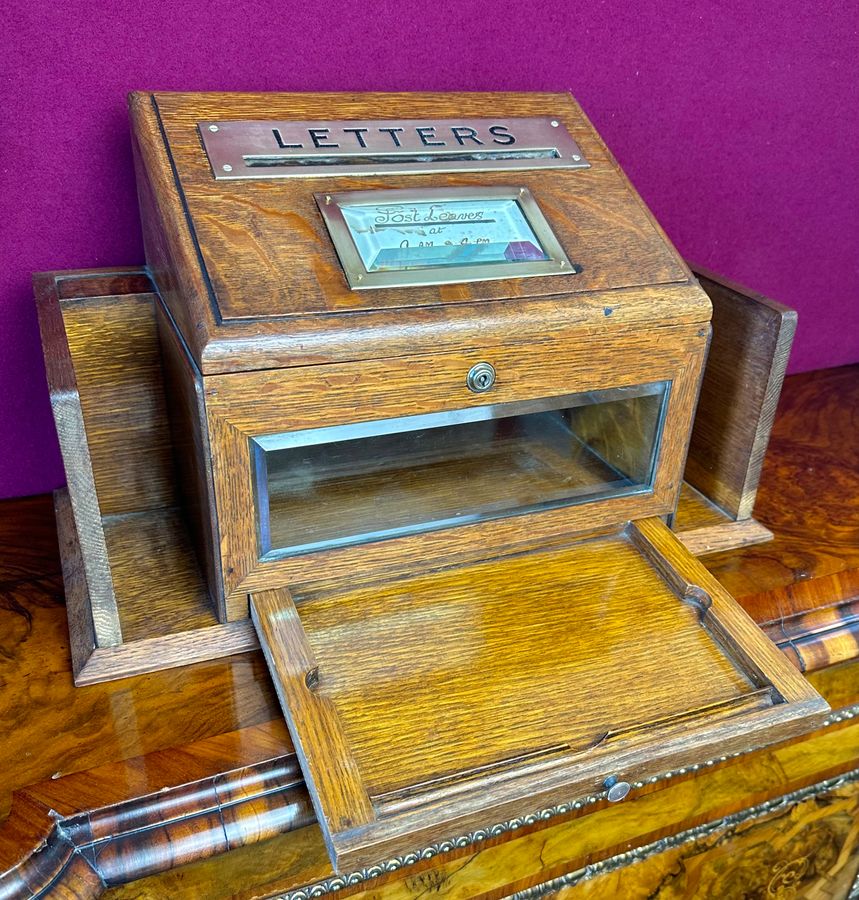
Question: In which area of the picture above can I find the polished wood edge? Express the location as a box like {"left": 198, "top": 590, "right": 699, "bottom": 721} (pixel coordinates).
{"left": 687, "top": 265, "right": 797, "bottom": 520}
{"left": 33, "top": 267, "right": 152, "bottom": 298}
{"left": 757, "top": 572, "right": 859, "bottom": 674}
{"left": 34, "top": 274, "right": 123, "bottom": 647}
{"left": 629, "top": 518, "right": 827, "bottom": 711}
{"left": 53, "top": 478, "right": 259, "bottom": 686}
{"left": 55, "top": 272, "right": 154, "bottom": 301}
{"left": 53, "top": 487, "right": 97, "bottom": 680}
{"left": 689, "top": 265, "right": 795, "bottom": 317}
{"left": 0, "top": 756, "right": 313, "bottom": 898}
{"left": 55, "top": 488, "right": 258, "bottom": 687}
{"left": 250, "top": 587, "right": 377, "bottom": 856}
{"left": 73, "top": 621, "right": 259, "bottom": 686}
{"left": 7, "top": 710, "right": 856, "bottom": 900}
{"left": 674, "top": 518, "right": 774, "bottom": 556}
{"left": 129, "top": 91, "right": 216, "bottom": 371}
{"left": 776, "top": 619, "right": 859, "bottom": 675}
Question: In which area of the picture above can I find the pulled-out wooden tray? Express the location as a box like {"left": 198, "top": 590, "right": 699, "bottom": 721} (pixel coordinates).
{"left": 36, "top": 268, "right": 790, "bottom": 685}
{"left": 252, "top": 515, "right": 825, "bottom": 871}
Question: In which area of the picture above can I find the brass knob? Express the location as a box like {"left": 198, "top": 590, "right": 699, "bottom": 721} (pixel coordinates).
{"left": 466, "top": 362, "right": 496, "bottom": 393}
{"left": 604, "top": 775, "right": 631, "bottom": 802}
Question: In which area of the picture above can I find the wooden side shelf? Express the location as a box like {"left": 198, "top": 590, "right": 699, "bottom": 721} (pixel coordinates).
{"left": 671, "top": 265, "right": 797, "bottom": 554}
{"left": 36, "top": 270, "right": 258, "bottom": 685}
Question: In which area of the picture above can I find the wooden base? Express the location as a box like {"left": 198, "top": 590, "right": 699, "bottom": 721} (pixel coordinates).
{"left": 56, "top": 487, "right": 258, "bottom": 685}
{"left": 672, "top": 483, "right": 773, "bottom": 556}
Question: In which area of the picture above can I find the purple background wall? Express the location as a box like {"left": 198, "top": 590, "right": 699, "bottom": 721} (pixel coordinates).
{"left": 4, "top": 1, "right": 858, "bottom": 500}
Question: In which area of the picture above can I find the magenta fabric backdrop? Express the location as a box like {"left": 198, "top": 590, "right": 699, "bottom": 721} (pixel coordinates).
{"left": 3, "top": 1, "right": 858, "bottom": 499}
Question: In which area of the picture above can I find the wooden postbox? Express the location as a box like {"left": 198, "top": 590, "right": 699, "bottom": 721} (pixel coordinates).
{"left": 40, "top": 91, "right": 827, "bottom": 874}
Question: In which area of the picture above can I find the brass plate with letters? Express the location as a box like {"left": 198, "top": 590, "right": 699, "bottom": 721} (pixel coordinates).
{"left": 198, "top": 117, "right": 590, "bottom": 179}
{"left": 316, "top": 185, "right": 575, "bottom": 289}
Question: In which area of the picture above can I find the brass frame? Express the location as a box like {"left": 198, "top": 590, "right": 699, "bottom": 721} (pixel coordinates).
{"left": 315, "top": 186, "right": 574, "bottom": 290}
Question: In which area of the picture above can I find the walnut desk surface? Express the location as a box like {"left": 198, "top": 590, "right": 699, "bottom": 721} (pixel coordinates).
{"left": 1, "top": 364, "right": 858, "bottom": 899}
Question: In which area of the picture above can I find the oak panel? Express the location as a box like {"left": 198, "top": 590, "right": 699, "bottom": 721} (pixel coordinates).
{"left": 101, "top": 508, "right": 214, "bottom": 640}
{"left": 673, "top": 484, "right": 773, "bottom": 555}
{"left": 208, "top": 327, "right": 706, "bottom": 614}
{"left": 62, "top": 292, "right": 177, "bottom": 516}
{"left": 34, "top": 274, "right": 121, "bottom": 646}
{"left": 129, "top": 92, "right": 710, "bottom": 373}
{"left": 153, "top": 92, "right": 687, "bottom": 319}
{"left": 252, "top": 517, "right": 826, "bottom": 872}
{"left": 155, "top": 298, "right": 225, "bottom": 618}
{"left": 685, "top": 267, "right": 797, "bottom": 520}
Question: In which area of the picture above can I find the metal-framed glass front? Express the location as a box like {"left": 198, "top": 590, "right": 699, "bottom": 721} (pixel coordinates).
{"left": 252, "top": 381, "right": 670, "bottom": 560}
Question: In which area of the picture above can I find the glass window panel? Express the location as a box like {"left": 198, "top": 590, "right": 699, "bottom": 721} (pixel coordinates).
{"left": 253, "top": 381, "right": 669, "bottom": 559}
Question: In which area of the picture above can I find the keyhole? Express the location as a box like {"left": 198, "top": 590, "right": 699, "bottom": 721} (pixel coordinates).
{"left": 467, "top": 362, "right": 496, "bottom": 393}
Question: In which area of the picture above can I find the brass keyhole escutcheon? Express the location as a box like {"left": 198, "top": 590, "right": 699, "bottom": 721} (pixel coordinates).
{"left": 467, "top": 362, "right": 496, "bottom": 393}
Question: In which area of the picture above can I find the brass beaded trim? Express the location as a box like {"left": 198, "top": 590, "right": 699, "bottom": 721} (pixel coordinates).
{"left": 274, "top": 703, "right": 859, "bottom": 900}
{"left": 509, "top": 765, "right": 859, "bottom": 899}
{"left": 274, "top": 752, "right": 749, "bottom": 899}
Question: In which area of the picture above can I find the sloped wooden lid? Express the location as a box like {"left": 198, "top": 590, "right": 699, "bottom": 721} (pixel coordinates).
{"left": 130, "top": 91, "right": 708, "bottom": 373}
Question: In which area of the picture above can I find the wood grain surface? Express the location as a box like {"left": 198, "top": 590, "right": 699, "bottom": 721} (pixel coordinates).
{"left": 0, "top": 354, "right": 857, "bottom": 895}
{"left": 252, "top": 518, "right": 825, "bottom": 872}
{"left": 684, "top": 267, "right": 797, "bottom": 520}
{"left": 34, "top": 274, "right": 122, "bottom": 647}
{"left": 673, "top": 483, "right": 773, "bottom": 555}
{"left": 286, "top": 532, "right": 754, "bottom": 792}
{"left": 61, "top": 290, "right": 176, "bottom": 516}
{"left": 37, "top": 272, "right": 261, "bottom": 683}
{"left": 153, "top": 92, "right": 687, "bottom": 318}
{"left": 155, "top": 299, "right": 225, "bottom": 619}
{"left": 529, "top": 770, "right": 859, "bottom": 899}
{"left": 129, "top": 92, "right": 710, "bottom": 374}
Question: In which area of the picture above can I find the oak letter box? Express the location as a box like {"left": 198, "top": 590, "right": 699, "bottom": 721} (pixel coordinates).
{"left": 49, "top": 90, "right": 826, "bottom": 872}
